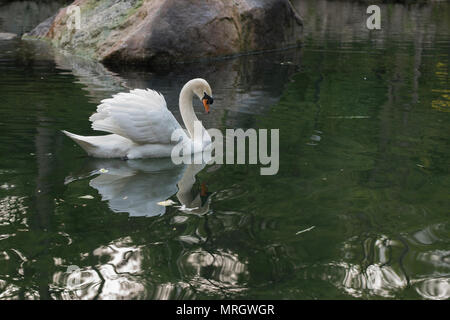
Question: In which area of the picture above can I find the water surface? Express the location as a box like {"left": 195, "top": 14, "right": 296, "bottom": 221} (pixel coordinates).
{"left": 0, "top": 0, "right": 449, "bottom": 299}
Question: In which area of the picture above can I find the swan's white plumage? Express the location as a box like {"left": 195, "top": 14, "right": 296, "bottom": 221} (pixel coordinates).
{"left": 89, "top": 89, "right": 181, "bottom": 145}
{"left": 63, "top": 78, "right": 212, "bottom": 159}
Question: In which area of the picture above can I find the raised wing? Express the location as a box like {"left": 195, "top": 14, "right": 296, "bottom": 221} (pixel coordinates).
{"left": 89, "top": 89, "right": 181, "bottom": 144}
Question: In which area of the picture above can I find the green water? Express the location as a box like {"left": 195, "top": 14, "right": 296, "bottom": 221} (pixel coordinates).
{"left": 0, "top": 1, "right": 449, "bottom": 299}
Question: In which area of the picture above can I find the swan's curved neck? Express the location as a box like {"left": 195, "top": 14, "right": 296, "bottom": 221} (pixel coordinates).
{"left": 179, "top": 82, "right": 201, "bottom": 139}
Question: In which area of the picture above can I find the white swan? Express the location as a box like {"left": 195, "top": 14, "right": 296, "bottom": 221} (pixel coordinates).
{"left": 62, "top": 78, "right": 214, "bottom": 159}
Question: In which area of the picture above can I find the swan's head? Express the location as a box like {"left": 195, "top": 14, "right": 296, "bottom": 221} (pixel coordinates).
{"left": 189, "top": 78, "right": 213, "bottom": 114}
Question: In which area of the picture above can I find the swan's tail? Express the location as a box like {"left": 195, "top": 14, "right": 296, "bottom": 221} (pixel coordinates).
{"left": 62, "top": 130, "right": 132, "bottom": 158}
{"left": 62, "top": 130, "right": 98, "bottom": 156}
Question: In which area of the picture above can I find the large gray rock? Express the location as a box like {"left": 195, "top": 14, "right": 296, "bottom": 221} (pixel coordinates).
{"left": 24, "top": 0, "right": 302, "bottom": 66}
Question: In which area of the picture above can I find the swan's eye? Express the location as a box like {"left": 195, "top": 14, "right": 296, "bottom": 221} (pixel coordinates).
{"left": 202, "top": 92, "right": 213, "bottom": 104}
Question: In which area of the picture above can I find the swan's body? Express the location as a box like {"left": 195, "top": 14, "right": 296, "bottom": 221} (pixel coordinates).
{"left": 63, "top": 78, "right": 213, "bottom": 159}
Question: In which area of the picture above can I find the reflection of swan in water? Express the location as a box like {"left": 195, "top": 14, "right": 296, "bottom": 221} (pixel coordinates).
{"left": 175, "top": 163, "right": 213, "bottom": 216}
{"left": 68, "top": 158, "right": 212, "bottom": 217}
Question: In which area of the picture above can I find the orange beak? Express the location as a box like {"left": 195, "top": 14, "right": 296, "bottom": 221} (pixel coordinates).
{"left": 202, "top": 99, "right": 210, "bottom": 114}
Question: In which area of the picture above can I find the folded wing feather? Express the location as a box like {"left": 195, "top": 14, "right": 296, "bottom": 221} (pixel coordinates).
{"left": 89, "top": 89, "right": 181, "bottom": 145}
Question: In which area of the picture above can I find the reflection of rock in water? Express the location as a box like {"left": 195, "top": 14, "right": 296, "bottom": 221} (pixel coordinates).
{"left": 110, "top": 51, "right": 301, "bottom": 129}
{"left": 25, "top": 36, "right": 300, "bottom": 129}
{"left": 52, "top": 51, "right": 128, "bottom": 103}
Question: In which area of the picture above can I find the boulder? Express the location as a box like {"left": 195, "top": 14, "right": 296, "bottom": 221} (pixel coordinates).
{"left": 25, "top": 0, "right": 302, "bottom": 66}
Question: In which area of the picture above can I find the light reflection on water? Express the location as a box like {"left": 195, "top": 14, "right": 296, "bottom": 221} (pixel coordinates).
{"left": 327, "top": 233, "right": 450, "bottom": 299}
{"left": 0, "top": 0, "right": 449, "bottom": 299}
{"left": 51, "top": 239, "right": 249, "bottom": 300}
